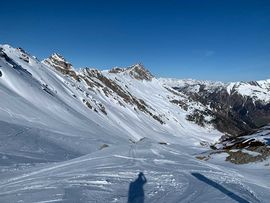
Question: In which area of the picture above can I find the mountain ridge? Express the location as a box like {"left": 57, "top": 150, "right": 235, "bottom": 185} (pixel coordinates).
{"left": 1, "top": 44, "right": 269, "bottom": 137}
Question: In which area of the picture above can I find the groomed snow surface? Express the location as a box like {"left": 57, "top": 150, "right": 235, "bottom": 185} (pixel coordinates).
{"left": 0, "top": 45, "right": 269, "bottom": 203}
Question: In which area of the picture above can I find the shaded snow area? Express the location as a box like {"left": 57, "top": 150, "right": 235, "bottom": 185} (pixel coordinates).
{"left": 0, "top": 45, "right": 269, "bottom": 202}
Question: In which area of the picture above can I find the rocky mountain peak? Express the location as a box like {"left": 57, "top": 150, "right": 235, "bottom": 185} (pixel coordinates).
{"left": 108, "top": 63, "right": 154, "bottom": 81}
{"left": 128, "top": 63, "right": 154, "bottom": 81}
{"left": 44, "top": 53, "right": 73, "bottom": 71}
{"left": 43, "top": 53, "right": 79, "bottom": 81}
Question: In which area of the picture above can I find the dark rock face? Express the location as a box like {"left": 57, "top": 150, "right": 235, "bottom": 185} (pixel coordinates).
{"left": 173, "top": 83, "right": 270, "bottom": 136}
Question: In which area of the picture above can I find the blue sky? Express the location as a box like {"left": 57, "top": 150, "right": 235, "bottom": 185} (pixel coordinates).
{"left": 0, "top": 0, "right": 269, "bottom": 81}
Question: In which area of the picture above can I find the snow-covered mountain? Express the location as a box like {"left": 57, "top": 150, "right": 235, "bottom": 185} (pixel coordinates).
{"left": 0, "top": 44, "right": 269, "bottom": 203}
{"left": 162, "top": 78, "right": 270, "bottom": 135}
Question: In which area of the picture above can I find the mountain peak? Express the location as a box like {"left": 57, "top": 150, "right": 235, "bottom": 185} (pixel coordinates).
{"left": 42, "top": 53, "right": 80, "bottom": 80}
{"left": 109, "top": 63, "right": 154, "bottom": 81}
{"left": 44, "top": 53, "right": 73, "bottom": 71}
{"left": 50, "top": 53, "right": 67, "bottom": 63}
{"left": 128, "top": 63, "right": 154, "bottom": 80}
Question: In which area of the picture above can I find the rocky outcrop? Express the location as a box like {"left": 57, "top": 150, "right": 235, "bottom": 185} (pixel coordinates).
{"left": 196, "top": 126, "right": 270, "bottom": 164}
{"left": 45, "top": 53, "right": 72, "bottom": 70}
{"left": 128, "top": 64, "right": 153, "bottom": 81}
{"left": 109, "top": 63, "right": 154, "bottom": 81}
{"left": 43, "top": 53, "right": 79, "bottom": 81}
{"left": 17, "top": 48, "right": 30, "bottom": 63}
{"left": 109, "top": 67, "right": 125, "bottom": 74}
{"left": 214, "top": 126, "right": 270, "bottom": 164}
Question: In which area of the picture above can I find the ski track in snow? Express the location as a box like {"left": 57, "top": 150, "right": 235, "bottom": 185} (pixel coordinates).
{"left": 0, "top": 143, "right": 265, "bottom": 203}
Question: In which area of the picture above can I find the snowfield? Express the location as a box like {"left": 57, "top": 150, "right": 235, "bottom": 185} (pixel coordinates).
{"left": 0, "top": 44, "right": 269, "bottom": 202}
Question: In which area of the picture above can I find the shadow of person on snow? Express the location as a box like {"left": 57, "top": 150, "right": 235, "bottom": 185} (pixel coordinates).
{"left": 128, "top": 172, "right": 147, "bottom": 203}
{"left": 191, "top": 173, "right": 249, "bottom": 203}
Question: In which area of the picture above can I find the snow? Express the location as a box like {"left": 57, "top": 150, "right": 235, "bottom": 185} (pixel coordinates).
{"left": 226, "top": 83, "right": 235, "bottom": 94}
{"left": 159, "top": 78, "right": 225, "bottom": 92}
{"left": 231, "top": 81, "right": 270, "bottom": 102}
{"left": 161, "top": 77, "right": 270, "bottom": 102}
{"left": 241, "top": 125, "right": 270, "bottom": 145}
{"left": 0, "top": 44, "right": 269, "bottom": 202}
{"left": 241, "top": 149, "right": 261, "bottom": 157}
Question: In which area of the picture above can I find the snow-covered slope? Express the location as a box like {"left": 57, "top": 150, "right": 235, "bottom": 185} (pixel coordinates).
{"left": 0, "top": 44, "right": 269, "bottom": 202}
